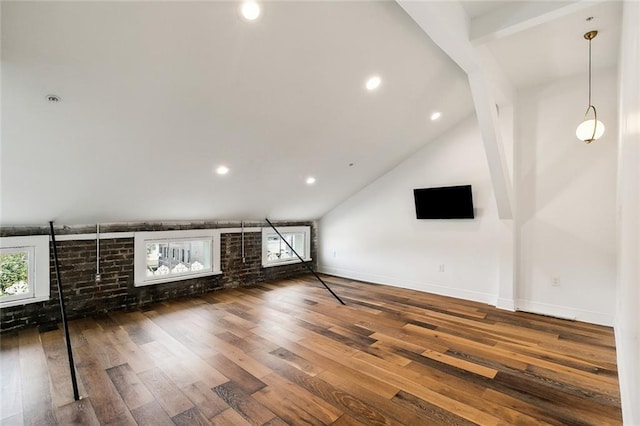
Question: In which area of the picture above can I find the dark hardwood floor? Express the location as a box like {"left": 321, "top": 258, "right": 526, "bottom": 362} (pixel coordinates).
{"left": 0, "top": 275, "right": 622, "bottom": 425}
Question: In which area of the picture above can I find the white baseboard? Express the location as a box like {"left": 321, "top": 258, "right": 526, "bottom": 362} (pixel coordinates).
{"left": 495, "top": 298, "right": 516, "bottom": 311}
{"left": 318, "top": 266, "right": 614, "bottom": 326}
{"left": 516, "top": 299, "right": 614, "bottom": 326}
{"left": 318, "top": 265, "right": 495, "bottom": 305}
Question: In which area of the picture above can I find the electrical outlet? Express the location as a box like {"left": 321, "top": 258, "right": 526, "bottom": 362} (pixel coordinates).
{"left": 438, "top": 264, "right": 445, "bottom": 273}
{"left": 333, "top": 251, "right": 337, "bottom": 258}
{"left": 551, "top": 277, "right": 560, "bottom": 287}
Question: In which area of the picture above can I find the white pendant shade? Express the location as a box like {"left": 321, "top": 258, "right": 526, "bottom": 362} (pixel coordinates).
{"left": 241, "top": 1, "right": 260, "bottom": 20}
{"left": 576, "top": 119, "right": 605, "bottom": 142}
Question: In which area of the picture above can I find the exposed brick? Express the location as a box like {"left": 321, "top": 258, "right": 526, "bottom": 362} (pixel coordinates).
{"left": 1, "top": 222, "right": 316, "bottom": 332}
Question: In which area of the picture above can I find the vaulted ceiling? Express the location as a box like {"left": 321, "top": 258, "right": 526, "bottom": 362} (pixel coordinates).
{"left": 0, "top": 1, "right": 621, "bottom": 226}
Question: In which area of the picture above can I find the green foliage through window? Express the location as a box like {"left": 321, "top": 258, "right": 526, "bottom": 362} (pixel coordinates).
{"left": 0, "top": 252, "right": 29, "bottom": 297}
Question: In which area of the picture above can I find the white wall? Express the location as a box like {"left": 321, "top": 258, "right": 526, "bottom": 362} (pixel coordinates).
{"left": 515, "top": 69, "right": 618, "bottom": 325}
{"left": 319, "top": 68, "right": 618, "bottom": 327}
{"left": 615, "top": 2, "right": 640, "bottom": 423}
{"left": 319, "top": 117, "right": 508, "bottom": 304}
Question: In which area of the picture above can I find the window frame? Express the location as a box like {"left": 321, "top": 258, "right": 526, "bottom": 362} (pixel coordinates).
{"left": 134, "top": 229, "right": 221, "bottom": 287}
{"left": 261, "top": 226, "right": 311, "bottom": 268}
{"left": 0, "top": 235, "right": 50, "bottom": 308}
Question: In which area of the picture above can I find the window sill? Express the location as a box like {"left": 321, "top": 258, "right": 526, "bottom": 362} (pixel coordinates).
{"left": 262, "top": 257, "right": 312, "bottom": 268}
{"left": 0, "top": 295, "right": 50, "bottom": 309}
{"left": 134, "top": 270, "right": 223, "bottom": 287}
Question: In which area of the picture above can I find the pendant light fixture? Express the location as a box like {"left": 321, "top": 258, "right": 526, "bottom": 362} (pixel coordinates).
{"left": 576, "top": 30, "right": 605, "bottom": 144}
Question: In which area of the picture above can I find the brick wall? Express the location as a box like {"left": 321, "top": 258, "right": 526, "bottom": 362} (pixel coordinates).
{"left": 0, "top": 222, "right": 316, "bottom": 332}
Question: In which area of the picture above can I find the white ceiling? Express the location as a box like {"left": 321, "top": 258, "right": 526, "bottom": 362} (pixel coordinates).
{"left": 1, "top": 1, "right": 473, "bottom": 225}
{"left": 460, "top": 0, "right": 506, "bottom": 19}
{"left": 482, "top": 1, "right": 622, "bottom": 88}
{"left": 0, "top": 1, "right": 623, "bottom": 226}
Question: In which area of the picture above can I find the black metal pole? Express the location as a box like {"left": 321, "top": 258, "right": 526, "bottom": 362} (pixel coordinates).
{"left": 49, "top": 221, "right": 80, "bottom": 401}
{"left": 265, "top": 218, "right": 345, "bottom": 305}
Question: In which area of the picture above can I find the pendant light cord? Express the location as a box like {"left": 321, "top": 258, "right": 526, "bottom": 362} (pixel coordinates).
{"left": 588, "top": 36, "right": 592, "bottom": 106}
{"left": 577, "top": 30, "right": 602, "bottom": 144}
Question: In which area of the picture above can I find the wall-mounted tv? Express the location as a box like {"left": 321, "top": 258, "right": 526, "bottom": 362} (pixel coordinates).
{"left": 413, "top": 185, "right": 474, "bottom": 219}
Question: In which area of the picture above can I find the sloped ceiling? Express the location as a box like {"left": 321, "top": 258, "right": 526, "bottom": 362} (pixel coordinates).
{"left": 0, "top": 1, "right": 622, "bottom": 227}
{"left": 0, "top": 1, "right": 474, "bottom": 226}
{"left": 478, "top": 1, "right": 621, "bottom": 88}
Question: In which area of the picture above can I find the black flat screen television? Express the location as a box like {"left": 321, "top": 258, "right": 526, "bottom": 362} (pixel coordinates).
{"left": 414, "top": 185, "right": 474, "bottom": 219}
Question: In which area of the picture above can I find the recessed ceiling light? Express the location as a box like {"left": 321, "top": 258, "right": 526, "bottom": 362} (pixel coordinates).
{"left": 241, "top": 1, "right": 261, "bottom": 20}
{"left": 430, "top": 112, "right": 442, "bottom": 121}
{"left": 216, "top": 165, "right": 229, "bottom": 175}
{"left": 365, "top": 76, "right": 381, "bottom": 91}
{"left": 306, "top": 177, "right": 316, "bottom": 185}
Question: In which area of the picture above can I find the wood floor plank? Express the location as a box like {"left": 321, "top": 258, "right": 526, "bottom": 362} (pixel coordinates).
{"left": 305, "top": 323, "right": 504, "bottom": 424}
{"left": 267, "top": 337, "right": 401, "bottom": 400}
{"left": 18, "top": 328, "right": 58, "bottom": 426}
{"left": 40, "top": 329, "right": 88, "bottom": 409}
{"left": 180, "top": 380, "right": 229, "bottom": 420}
{"left": 97, "top": 317, "right": 157, "bottom": 374}
{"left": 202, "top": 334, "right": 274, "bottom": 380}
{"left": 1, "top": 333, "right": 23, "bottom": 422}
{"left": 330, "top": 413, "right": 370, "bottom": 426}
{"left": 137, "top": 367, "right": 194, "bottom": 418}
{"left": 253, "top": 385, "right": 325, "bottom": 425}
{"left": 492, "top": 369, "right": 621, "bottom": 423}
{"left": 130, "top": 400, "right": 174, "bottom": 426}
{"left": 53, "top": 397, "right": 101, "bottom": 426}
{"left": 80, "top": 326, "right": 127, "bottom": 370}
{"left": 317, "top": 369, "right": 431, "bottom": 426}
{"left": 215, "top": 330, "right": 265, "bottom": 354}
{"left": 251, "top": 318, "right": 306, "bottom": 344}
{"left": 260, "top": 348, "right": 399, "bottom": 426}
{"left": 260, "top": 372, "right": 344, "bottom": 424}
{"left": 212, "top": 380, "right": 279, "bottom": 425}
{"left": 525, "top": 363, "right": 620, "bottom": 398}
{"left": 2, "top": 275, "right": 622, "bottom": 425}
{"left": 143, "top": 309, "right": 217, "bottom": 361}
{"left": 209, "top": 407, "right": 253, "bottom": 425}
{"left": 403, "top": 357, "right": 488, "bottom": 396}
{"left": 73, "top": 344, "right": 136, "bottom": 425}
{"left": 209, "top": 353, "right": 266, "bottom": 394}
{"left": 399, "top": 357, "right": 559, "bottom": 424}
{"left": 392, "top": 390, "right": 479, "bottom": 426}
{"left": 420, "top": 348, "right": 498, "bottom": 379}
{"left": 481, "top": 388, "right": 579, "bottom": 426}
{"left": 269, "top": 346, "right": 325, "bottom": 377}
{"left": 171, "top": 405, "right": 210, "bottom": 426}
{"left": 494, "top": 340, "right": 619, "bottom": 374}
{"left": 347, "top": 350, "right": 504, "bottom": 425}
{"left": 369, "top": 331, "right": 446, "bottom": 355}
{"left": 105, "top": 363, "right": 154, "bottom": 410}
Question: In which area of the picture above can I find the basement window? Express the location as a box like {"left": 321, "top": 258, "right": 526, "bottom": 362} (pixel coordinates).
{"left": 134, "top": 229, "right": 221, "bottom": 287}
{"left": 261, "top": 226, "right": 311, "bottom": 267}
{"left": 0, "top": 235, "right": 50, "bottom": 308}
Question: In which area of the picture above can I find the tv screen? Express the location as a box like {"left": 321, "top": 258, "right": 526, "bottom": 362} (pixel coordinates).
{"left": 414, "top": 185, "right": 474, "bottom": 219}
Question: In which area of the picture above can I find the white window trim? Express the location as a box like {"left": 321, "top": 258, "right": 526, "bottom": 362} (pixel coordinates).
{"left": 261, "top": 226, "right": 311, "bottom": 268}
{"left": 134, "top": 229, "right": 221, "bottom": 287}
{"left": 0, "top": 235, "right": 50, "bottom": 308}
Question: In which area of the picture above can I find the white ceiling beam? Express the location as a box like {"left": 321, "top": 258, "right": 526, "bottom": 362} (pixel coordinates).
{"left": 396, "top": 0, "right": 514, "bottom": 219}
{"left": 470, "top": 0, "right": 602, "bottom": 45}
{"left": 468, "top": 71, "right": 514, "bottom": 219}
{"left": 397, "top": 0, "right": 478, "bottom": 74}
{"left": 476, "top": 45, "right": 515, "bottom": 107}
